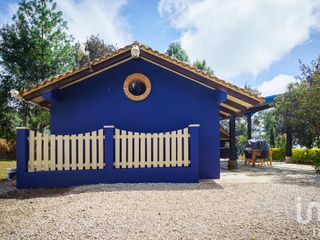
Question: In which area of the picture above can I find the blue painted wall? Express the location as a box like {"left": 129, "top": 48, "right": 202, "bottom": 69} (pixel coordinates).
{"left": 49, "top": 58, "right": 226, "bottom": 179}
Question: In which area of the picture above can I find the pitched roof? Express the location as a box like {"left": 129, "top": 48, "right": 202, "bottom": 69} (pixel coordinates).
{"left": 18, "top": 41, "right": 264, "bottom": 117}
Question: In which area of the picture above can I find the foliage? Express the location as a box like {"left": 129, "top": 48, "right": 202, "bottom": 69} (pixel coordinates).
{"left": 165, "top": 42, "right": 189, "bottom": 63}
{"left": 271, "top": 147, "right": 320, "bottom": 172}
{"left": 236, "top": 135, "right": 248, "bottom": 154}
{"left": 0, "top": 160, "right": 16, "bottom": 180}
{"left": 0, "top": 0, "right": 75, "bottom": 133}
{"left": 193, "top": 59, "right": 214, "bottom": 76}
{"left": 275, "top": 56, "right": 320, "bottom": 148}
{"left": 0, "top": 138, "right": 16, "bottom": 160}
{"left": 271, "top": 148, "right": 286, "bottom": 161}
{"left": 244, "top": 83, "right": 261, "bottom": 96}
{"left": 269, "top": 127, "right": 275, "bottom": 147}
{"left": 75, "top": 34, "right": 117, "bottom": 66}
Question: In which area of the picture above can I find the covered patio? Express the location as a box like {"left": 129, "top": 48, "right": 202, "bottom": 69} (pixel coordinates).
{"left": 220, "top": 94, "right": 294, "bottom": 169}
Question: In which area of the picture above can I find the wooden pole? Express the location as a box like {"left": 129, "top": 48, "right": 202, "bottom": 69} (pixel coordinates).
{"left": 228, "top": 116, "right": 238, "bottom": 169}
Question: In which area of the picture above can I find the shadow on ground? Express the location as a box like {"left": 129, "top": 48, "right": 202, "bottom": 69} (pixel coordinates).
{"left": 0, "top": 181, "right": 224, "bottom": 200}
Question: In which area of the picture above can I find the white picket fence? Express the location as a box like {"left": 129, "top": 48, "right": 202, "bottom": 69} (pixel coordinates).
{"left": 114, "top": 128, "right": 190, "bottom": 168}
{"left": 28, "top": 129, "right": 104, "bottom": 172}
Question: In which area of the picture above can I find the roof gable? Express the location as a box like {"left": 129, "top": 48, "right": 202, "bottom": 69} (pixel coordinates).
{"left": 17, "top": 41, "right": 263, "bottom": 117}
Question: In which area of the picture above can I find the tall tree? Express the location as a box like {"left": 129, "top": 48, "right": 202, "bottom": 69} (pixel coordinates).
{"left": 75, "top": 34, "right": 117, "bottom": 66}
{"left": 275, "top": 56, "right": 320, "bottom": 148}
{"left": 270, "top": 127, "right": 275, "bottom": 148}
{"left": 165, "top": 42, "right": 189, "bottom": 63}
{"left": 0, "top": 0, "right": 75, "bottom": 130}
{"left": 193, "top": 59, "right": 214, "bottom": 76}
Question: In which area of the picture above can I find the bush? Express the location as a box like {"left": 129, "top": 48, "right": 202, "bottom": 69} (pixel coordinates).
{"left": 0, "top": 138, "right": 16, "bottom": 160}
{"left": 271, "top": 147, "right": 320, "bottom": 172}
{"left": 271, "top": 148, "right": 286, "bottom": 161}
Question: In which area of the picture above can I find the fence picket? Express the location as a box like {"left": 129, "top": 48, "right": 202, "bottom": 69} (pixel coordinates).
{"left": 177, "top": 130, "right": 183, "bottom": 167}
{"left": 98, "top": 129, "right": 104, "bottom": 169}
{"left": 71, "top": 135, "right": 77, "bottom": 170}
{"left": 146, "top": 133, "right": 152, "bottom": 167}
{"left": 133, "top": 132, "right": 139, "bottom": 168}
{"left": 171, "top": 131, "right": 177, "bottom": 167}
{"left": 165, "top": 132, "right": 171, "bottom": 167}
{"left": 91, "top": 131, "right": 97, "bottom": 169}
{"left": 50, "top": 135, "right": 56, "bottom": 171}
{"left": 57, "top": 135, "right": 63, "bottom": 170}
{"left": 78, "top": 134, "right": 84, "bottom": 170}
{"left": 158, "top": 133, "right": 164, "bottom": 167}
{"left": 114, "top": 129, "right": 120, "bottom": 168}
{"left": 140, "top": 133, "right": 146, "bottom": 168}
{"left": 183, "top": 128, "right": 189, "bottom": 166}
{"left": 64, "top": 135, "right": 70, "bottom": 170}
{"left": 153, "top": 133, "right": 158, "bottom": 167}
{"left": 29, "top": 130, "right": 35, "bottom": 172}
{"left": 127, "top": 131, "right": 133, "bottom": 168}
{"left": 36, "top": 132, "right": 42, "bottom": 171}
{"left": 121, "top": 130, "right": 127, "bottom": 168}
{"left": 43, "top": 133, "right": 49, "bottom": 171}
{"left": 85, "top": 132, "right": 90, "bottom": 170}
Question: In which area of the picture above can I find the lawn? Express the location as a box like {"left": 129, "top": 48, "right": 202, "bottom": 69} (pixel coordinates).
{"left": 0, "top": 160, "right": 16, "bottom": 180}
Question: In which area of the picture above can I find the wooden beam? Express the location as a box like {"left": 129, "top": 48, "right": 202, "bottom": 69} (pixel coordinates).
{"left": 224, "top": 99, "right": 247, "bottom": 111}
{"left": 220, "top": 103, "right": 241, "bottom": 113}
{"left": 220, "top": 106, "right": 237, "bottom": 115}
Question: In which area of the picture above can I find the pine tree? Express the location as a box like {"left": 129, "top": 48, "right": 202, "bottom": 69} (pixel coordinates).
{"left": 0, "top": 0, "right": 75, "bottom": 131}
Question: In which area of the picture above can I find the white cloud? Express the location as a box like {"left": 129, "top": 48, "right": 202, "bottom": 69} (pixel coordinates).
{"left": 56, "top": 0, "right": 132, "bottom": 45}
{"left": 257, "top": 74, "right": 298, "bottom": 97}
{"left": 0, "top": 1, "right": 132, "bottom": 46}
{"left": 158, "top": 0, "right": 320, "bottom": 80}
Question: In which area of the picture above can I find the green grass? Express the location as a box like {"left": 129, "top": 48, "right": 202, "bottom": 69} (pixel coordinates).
{"left": 0, "top": 160, "right": 16, "bottom": 180}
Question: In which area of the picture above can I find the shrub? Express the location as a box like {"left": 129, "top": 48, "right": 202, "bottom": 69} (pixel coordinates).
{"left": 271, "top": 148, "right": 285, "bottom": 161}
{"left": 0, "top": 139, "right": 16, "bottom": 160}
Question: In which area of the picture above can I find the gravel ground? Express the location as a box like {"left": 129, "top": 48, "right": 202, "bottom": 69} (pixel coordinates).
{"left": 0, "top": 163, "right": 320, "bottom": 240}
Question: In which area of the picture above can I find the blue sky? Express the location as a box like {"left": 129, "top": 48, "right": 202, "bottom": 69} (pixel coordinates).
{"left": 1, "top": 0, "right": 320, "bottom": 96}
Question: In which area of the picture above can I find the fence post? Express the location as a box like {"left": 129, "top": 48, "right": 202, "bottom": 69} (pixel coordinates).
{"left": 104, "top": 125, "right": 115, "bottom": 170}
{"left": 189, "top": 124, "right": 200, "bottom": 181}
{"left": 16, "top": 127, "right": 29, "bottom": 189}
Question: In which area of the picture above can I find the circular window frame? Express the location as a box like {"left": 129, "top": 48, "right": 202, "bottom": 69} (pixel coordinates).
{"left": 123, "top": 73, "right": 151, "bottom": 101}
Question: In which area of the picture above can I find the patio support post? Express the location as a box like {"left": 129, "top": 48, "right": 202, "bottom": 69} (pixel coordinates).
{"left": 247, "top": 113, "right": 252, "bottom": 140}
{"left": 285, "top": 125, "right": 293, "bottom": 163}
{"left": 228, "top": 115, "right": 238, "bottom": 170}
{"left": 16, "top": 127, "right": 29, "bottom": 189}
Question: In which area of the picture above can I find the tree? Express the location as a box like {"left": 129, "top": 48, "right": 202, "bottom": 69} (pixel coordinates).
{"left": 270, "top": 127, "right": 275, "bottom": 147}
{"left": 165, "top": 42, "right": 189, "bottom": 63}
{"left": 75, "top": 34, "right": 117, "bottom": 66}
{"left": 0, "top": 0, "right": 75, "bottom": 131}
{"left": 275, "top": 56, "right": 320, "bottom": 148}
{"left": 193, "top": 59, "right": 214, "bottom": 76}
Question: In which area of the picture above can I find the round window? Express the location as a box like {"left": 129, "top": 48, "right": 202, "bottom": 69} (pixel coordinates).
{"left": 123, "top": 73, "right": 151, "bottom": 101}
{"left": 128, "top": 80, "right": 146, "bottom": 96}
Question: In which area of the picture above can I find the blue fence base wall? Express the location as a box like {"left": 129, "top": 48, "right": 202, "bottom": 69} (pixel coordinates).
{"left": 17, "top": 167, "right": 199, "bottom": 189}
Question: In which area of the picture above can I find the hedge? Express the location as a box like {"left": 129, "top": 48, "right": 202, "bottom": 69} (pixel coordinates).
{"left": 271, "top": 148, "right": 320, "bottom": 172}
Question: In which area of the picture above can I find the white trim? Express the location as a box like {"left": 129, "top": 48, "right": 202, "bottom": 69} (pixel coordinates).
{"left": 188, "top": 124, "right": 200, "bottom": 127}
{"left": 103, "top": 125, "right": 115, "bottom": 128}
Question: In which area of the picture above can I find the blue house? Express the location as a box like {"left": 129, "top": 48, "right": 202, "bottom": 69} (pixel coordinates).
{"left": 15, "top": 42, "right": 263, "bottom": 188}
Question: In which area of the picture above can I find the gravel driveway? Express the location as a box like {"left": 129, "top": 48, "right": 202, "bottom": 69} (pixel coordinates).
{"left": 0, "top": 162, "right": 319, "bottom": 240}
